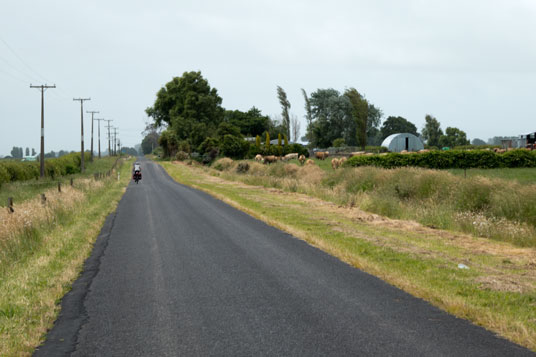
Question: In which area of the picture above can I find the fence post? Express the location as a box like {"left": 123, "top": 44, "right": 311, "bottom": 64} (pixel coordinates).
{"left": 8, "top": 197, "right": 14, "bottom": 213}
{"left": 41, "top": 194, "right": 47, "bottom": 205}
{"left": 58, "top": 181, "right": 61, "bottom": 192}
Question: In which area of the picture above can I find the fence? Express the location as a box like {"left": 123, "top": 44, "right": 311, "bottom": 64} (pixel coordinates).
{"left": 5, "top": 157, "right": 124, "bottom": 214}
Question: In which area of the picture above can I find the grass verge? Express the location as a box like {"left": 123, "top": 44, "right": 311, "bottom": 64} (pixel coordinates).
{"left": 160, "top": 161, "right": 536, "bottom": 351}
{"left": 0, "top": 157, "right": 133, "bottom": 356}
{"left": 0, "top": 156, "right": 121, "bottom": 207}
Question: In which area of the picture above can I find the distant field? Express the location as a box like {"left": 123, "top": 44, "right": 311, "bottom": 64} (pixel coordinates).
{"left": 0, "top": 157, "right": 119, "bottom": 207}
{"left": 283, "top": 157, "right": 536, "bottom": 185}
{"left": 449, "top": 167, "right": 536, "bottom": 185}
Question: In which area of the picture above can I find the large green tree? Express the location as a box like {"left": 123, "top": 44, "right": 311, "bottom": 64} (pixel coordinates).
{"left": 421, "top": 114, "right": 443, "bottom": 147}
{"left": 146, "top": 71, "right": 224, "bottom": 154}
{"left": 141, "top": 132, "right": 159, "bottom": 154}
{"left": 438, "top": 127, "right": 470, "bottom": 148}
{"left": 307, "top": 89, "right": 352, "bottom": 148}
{"left": 345, "top": 88, "right": 369, "bottom": 150}
{"left": 305, "top": 88, "right": 382, "bottom": 148}
{"left": 380, "top": 116, "right": 418, "bottom": 140}
{"left": 223, "top": 107, "right": 270, "bottom": 137}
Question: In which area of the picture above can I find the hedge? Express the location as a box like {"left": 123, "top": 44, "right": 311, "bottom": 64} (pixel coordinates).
{"left": 345, "top": 149, "right": 536, "bottom": 169}
{"left": 0, "top": 152, "right": 90, "bottom": 187}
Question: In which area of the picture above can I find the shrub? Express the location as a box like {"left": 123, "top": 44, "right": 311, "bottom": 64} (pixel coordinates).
{"left": 212, "top": 158, "right": 234, "bottom": 171}
{"left": 197, "top": 137, "right": 219, "bottom": 154}
{"left": 0, "top": 164, "right": 10, "bottom": 187}
{"left": 221, "top": 135, "right": 249, "bottom": 159}
{"left": 346, "top": 149, "right": 536, "bottom": 169}
{"left": 286, "top": 143, "right": 309, "bottom": 157}
{"left": 332, "top": 138, "right": 345, "bottom": 147}
{"left": 236, "top": 162, "right": 250, "bottom": 173}
{"left": 175, "top": 151, "right": 189, "bottom": 161}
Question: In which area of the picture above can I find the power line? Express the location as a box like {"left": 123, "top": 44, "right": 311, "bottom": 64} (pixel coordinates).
{"left": 0, "top": 55, "right": 40, "bottom": 83}
{"left": 0, "top": 36, "right": 51, "bottom": 83}
{"left": 0, "top": 67, "right": 28, "bottom": 85}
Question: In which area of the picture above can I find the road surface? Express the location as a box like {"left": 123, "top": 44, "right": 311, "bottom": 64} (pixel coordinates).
{"left": 36, "top": 158, "right": 532, "bottom": 356}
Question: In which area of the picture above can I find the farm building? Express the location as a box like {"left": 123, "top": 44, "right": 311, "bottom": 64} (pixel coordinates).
{"left": 381, "top": 133, "right": 424, "bottom": 152}
{"left": 520, "top": 132, "right": 536, "bottom": 147}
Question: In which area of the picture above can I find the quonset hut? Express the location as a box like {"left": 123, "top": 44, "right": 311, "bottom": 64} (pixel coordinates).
{"left": 381, "top": 133, "right": 424, "bottom": 153}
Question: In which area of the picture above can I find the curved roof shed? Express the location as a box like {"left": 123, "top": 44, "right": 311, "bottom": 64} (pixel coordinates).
{"left": 381, "top": 133, "right": 424, "bottom": 152}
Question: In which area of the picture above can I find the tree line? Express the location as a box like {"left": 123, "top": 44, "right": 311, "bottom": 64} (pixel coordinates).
{"left": 4, "top": 146, "right": 138, "bottom": 160}
{"left": 145, "top": 71, "right": 478, "bottom": 161}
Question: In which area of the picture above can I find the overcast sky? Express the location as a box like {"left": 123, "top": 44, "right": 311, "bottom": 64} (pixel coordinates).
{"left": 1, "top": 0, "right": 535, "bottom": 156}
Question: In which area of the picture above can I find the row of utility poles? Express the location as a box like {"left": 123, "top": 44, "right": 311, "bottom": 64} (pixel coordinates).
{"left": 30, "top": 84, "right": 122, "bottom": 177}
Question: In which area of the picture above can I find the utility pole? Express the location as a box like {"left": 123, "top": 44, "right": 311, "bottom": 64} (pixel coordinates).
{"left": 118, "top": 139, "right": 121, "bottom": 156}
{"left": 112, "top": 128, "right": 118, "bottom": 156}
{"left": 30, "top": 84, "right": 56, "bottom": 178}
{"left": 94, "top": 118, "right": 105, "bottom": 158}
{"left": 87, "top": 110, "right": 99, "bottom": 162}
{"left": 73, "top": 98, "right": 91, "bottom": 172}
{"left": 104, "top": 119, "right": 113, "bottom": 156}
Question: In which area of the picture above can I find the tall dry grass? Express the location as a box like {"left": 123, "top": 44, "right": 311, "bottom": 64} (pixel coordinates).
{"left": 215, "top": 160, "right": 536, "bottom": 247}
{"left": 0, "top": 179, "right": 105, "bottom": 272}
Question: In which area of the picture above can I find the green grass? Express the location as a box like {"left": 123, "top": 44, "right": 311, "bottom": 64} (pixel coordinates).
{"left": 449, "top": 167, "right": 536, "bottom": 185}
{"left": 160, "top": 161, "right": 536, "bottom": 352}
{"left": 0, "top": 157, "right": 133, "bottom": 356}
{"left": 0, "top": 157, "right": 119, "bottom": 207}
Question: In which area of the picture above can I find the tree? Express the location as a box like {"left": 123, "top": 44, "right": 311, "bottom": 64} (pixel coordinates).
{"left": 276, "top": 86, "right": 291, "bottom": 139}
{"left": 380, "top": 116, "right": 418, "bottom": 140}
{"left": 146, "top": 71, "right": 224, "bottom": 153}
{"left": 332, "top": 138, "right": 345, "bottom": 147}
{"left": 223, "top": 107, "right": 270, "bottom": 137}
{"left": 345, "top": 88, "right": 369, "bottom": 150}
{"left": 438, "top": 127, "right": 470, "bottom": 148}
{"left": 25, "top": 147, "right": 29, "bottom": 156}
{"left": 44, "top": 151, "right": 56, "bottom": 158}
{"left": 217, "top": 122, "right": 242, "bottom": 139}
{"left": 221, "top": 134, "right": 249, "bottom": 159}
{"left": 421, "top": 114, "right": 443, "bottom": 147}
{"left": 255, "top": 135, "right": 261, "bottom": 150}
{"left": 301, "top": 88, "right": 313, "bottom": 142}
{"left": 31, "top": 148, "right": 36, "bottom": 156}
{"left": 58, "top": 150, "right": 69, "bottom": 157}
{"left": 265, "top": 132, "right": 270, "bottom": 152}
{"left": 471, "top": 138, "right": 486, "bottom": 146}
{"left": 307, "top": 89, "right": 352, "bottom": 148}
{"left": 158, "top": 130, "right": 178, "bottom": 157}
{"left": 366, "top": 104, "right": 383, "bottom": 146}
{"left": 121, "top": 147, "right": 138, "bottom": 156}
{"left": 290, "top": 114, "right": 301, "bottom": 142}
{"left": 10, "top": 146, "right": 22, "bottom": 158}
{"left": 141, "top": 132, "right": 160, "bottom": 155}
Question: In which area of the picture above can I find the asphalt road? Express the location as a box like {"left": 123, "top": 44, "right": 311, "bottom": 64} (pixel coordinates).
{"left": 36, "top": 157, "right": 532, "bottom": 356}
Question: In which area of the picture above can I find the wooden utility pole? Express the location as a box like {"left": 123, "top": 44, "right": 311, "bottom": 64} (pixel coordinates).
{"left": 112, "top": 128, "right": 118, "bottom": 156}
{"left": 73, "top": 98, "right": 91, "bottom": 172}
{"left": 87, "top": 110, "right": 99, "bottom": 162}
{"left": 105, "top": 120, "right": 113, "bottom": 156}
{"left": 94, "top": 118, "right": 105, "bottom": 158}
{"left": 30, "top": 84, "right": 56, "bottom": 178}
